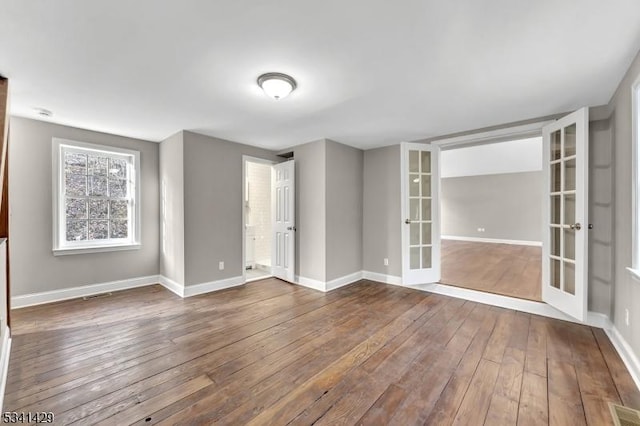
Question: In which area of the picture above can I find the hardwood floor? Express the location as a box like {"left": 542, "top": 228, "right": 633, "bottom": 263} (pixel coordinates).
{"left": 441, "top": 239, "right": 542, "bottom": 301}
{"left": 5, "top": 279, "right": 639, "bottom": 425}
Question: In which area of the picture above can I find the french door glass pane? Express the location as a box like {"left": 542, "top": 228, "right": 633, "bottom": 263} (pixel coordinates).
{"left": 551, "top": 130, "right": 562, "bottom": 161}
{"left": 551, "top": 258, "right": 561, "bottom": 289}
{"left": 564, "top": 194, "right": 575, "bottom": 225}
{"left": 421, "top": 151, "right": 431, "bottom": 173}
{"left": 422, "top": 246, "right": 432, "bottom": 268}
{"left": 409, "top": 151, "right": 419, "bottom": 173}
{"left": 421, "top": 175, "right": 431, "bottom": 197}
{"left": 550, "top": 196, "right": 561, "bottom": 224}
{"left": 422, "top": 199, "right": 431, "bottom": 221}
{"left": 564, "top": 124, "right": 576, "bottom": 157}
{"left": 422, "top": 223, "right": 432, "bottom": 245}
{"left": 551, "top": 163, "right": 561, "bottom": 192}
{"left": 410, "top": 199, "right": 420, "bottom": 220}
{"left": 409, "top": 174, "right": 419, "bottom": 196}
{"left": 551, "top": 227, "right": 561, "bottom": 257}
{"left": 564, "top": 158, "right": 576, "bottom": 191}
{"left": 564, "top": 229, "right": 575, "bottom": 260}
{"left": 410, "top": 247, "right": 420, "bottom": 269}
{"left": 410, "top": 223, "right": 420, "bottom": 245}
{"left": 564, "top": 262, "right": 575, "bottom": 294}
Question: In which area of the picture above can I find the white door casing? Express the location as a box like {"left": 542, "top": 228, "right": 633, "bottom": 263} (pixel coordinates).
{"left": 272, "top": 160, "right": 295, "bottom": 282}
{"left": 542, "top": 107, "right": 589, "bottom": 321}
{"left": 401, "top": 142, "right": 441, "bottom": 285}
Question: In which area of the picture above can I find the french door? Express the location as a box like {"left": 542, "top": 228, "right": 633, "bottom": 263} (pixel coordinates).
{"left": 401, "top": 143, "right": 441, "bottom": 285}
{"left": 271, "top": 160, "right": 295, "bottom": 283}
{"left": 542, "top": 107, "right": 589, "bottom": 321}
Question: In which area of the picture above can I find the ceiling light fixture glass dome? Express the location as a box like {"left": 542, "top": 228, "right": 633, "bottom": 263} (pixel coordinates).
{"left": 257, "top": 72, "right": 297, "bottom": 100}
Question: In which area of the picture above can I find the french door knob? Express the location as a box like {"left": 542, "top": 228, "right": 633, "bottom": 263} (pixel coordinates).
{"left": 405, "top": 219, "right": 411, "bottom": 224}
{"left": 570, "top": 223, "right": 582, "bottom": 230}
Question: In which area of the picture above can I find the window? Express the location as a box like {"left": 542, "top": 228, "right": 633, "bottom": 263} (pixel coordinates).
{"left": 632, "top": 77, "right": 640, "bottom": 277}
{"left": 52, "top": 138, "right": 140, "bottom": 255}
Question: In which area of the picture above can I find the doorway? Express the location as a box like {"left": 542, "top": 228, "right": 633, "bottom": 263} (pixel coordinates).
{"left": 438, "top": 137, "right": 544, "bottom": 301}
{"left": 243, "top": 159, "right": 273, "bottom": 282}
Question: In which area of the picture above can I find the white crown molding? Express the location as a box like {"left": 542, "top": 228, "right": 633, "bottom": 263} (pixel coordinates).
{"left": 11, "top": 275, "right": 160, "bottom": 309}
{"left": 0, "top": 327, "right": 11, "bottom": 414}
{"left": 442, "top": 235, "right": 542, "bottom": 247}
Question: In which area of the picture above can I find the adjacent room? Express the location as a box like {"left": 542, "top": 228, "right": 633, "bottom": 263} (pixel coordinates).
{"left": 439, "top": 137, "right": 543, "bottom": 301}
{"left": 0, "top": 1, "right": 640, "bottom": 425}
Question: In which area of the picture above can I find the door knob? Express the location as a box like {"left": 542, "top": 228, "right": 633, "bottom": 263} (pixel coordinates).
{"left": 405, "top": 219, "right": 411, "bottom": 224}
{"left": 287, "top": 226, "right": 296, "bottom": 231}
{"left": 570, "top": 223, "right": 582, "bottom": 230}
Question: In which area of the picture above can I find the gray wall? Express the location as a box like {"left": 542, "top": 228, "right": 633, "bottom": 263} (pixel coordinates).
{"left": 441, "top": 171, "right": 543, "bottom": 242}
{"left": 588, "top": 119, "right": 614, "bottom": 316}
{"left": 159, "top": 131, "right": 185, "bottom": 285}
{"left": 610, "top": 48, "right": 640, "bottom": 360}
{"left": 362, "top": 145, "right": 402, "bottom": 277}
{"left": 325, "top": 140, "right": 364, "bottom": 281}
{"left": 293, "top": 140, "right": 327, "bottom": 282}
{"left": 182, "top": 131, "right": 279, "bottom": 286}
{"left": 9, "top": 117, "right": 159, "bottom": 296}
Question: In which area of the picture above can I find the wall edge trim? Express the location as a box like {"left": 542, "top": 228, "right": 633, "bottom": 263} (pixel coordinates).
{"left": 442, "top": 235, "right": 542, "bottom": 247}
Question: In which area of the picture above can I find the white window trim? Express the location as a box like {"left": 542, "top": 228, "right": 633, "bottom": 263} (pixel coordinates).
{"left": 52, "top": 138, "right": 141, "bottom": 255}
{"left": 631, "top": 74, "right": 640, "bottom": 279}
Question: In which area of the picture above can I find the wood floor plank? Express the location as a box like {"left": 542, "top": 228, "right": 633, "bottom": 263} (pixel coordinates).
{"left": 4, "top": 279, "right": 636, "bottom": 425}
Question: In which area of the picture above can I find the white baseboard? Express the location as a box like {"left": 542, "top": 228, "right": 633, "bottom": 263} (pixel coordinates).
{"left": 295, "top": 272, "right": 363, "bottom": 292}
{"left": 159, "top": 275, "right": 244, "bottom": 298}
{"left": 295, "top": 275, "right": 326, "bottom": 292}
{"left": 183, "top": 276, "right": 244, "bottom": 297}
{"left": 442, "top": 235, "right": 542, "bottom": 247}
{"left": 158, "top": 275, "right": 185, "bottom": 297}
{"left": 362, "top": 271, "right": 403, "bottom": 286}
{"left": 11, "top": 275, "right": 161, "bottom": 309}
{"left": 326, "top": 271, "right": 363, "bottom": 291}
{"left": 0, "top": 326, "right": 11, "bottom": 414}
{"left": 606, "top": 325, "right": 640, "bottom": 393}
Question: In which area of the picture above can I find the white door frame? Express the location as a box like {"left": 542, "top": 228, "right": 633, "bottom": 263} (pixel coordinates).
{"left": 242, "top": 155, "right": 276, "bottom": 283}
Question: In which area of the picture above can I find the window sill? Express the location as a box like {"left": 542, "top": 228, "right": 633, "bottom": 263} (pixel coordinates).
{"left": 627, "top": 267, "right": 640, "bottom": 282}
{"left": 53, "top": 243, "right": 141, "bottom": 256}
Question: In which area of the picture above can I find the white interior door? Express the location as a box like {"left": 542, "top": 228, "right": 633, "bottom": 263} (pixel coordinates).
{"left": 272, "top": 160, "right": 295, "bottom": 282}
{"left": 542, "top": 107, "right": 589, "bottom": 321}
{"left": 401, "top": 142, "right": 441, "bottom": 285}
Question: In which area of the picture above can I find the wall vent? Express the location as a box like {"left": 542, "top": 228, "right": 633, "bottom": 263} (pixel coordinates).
{"left": 83, "top": 292, "right": 112, "bottom": 300}
{"left": 609, "top": 402, "right": 640, "bottom": 426}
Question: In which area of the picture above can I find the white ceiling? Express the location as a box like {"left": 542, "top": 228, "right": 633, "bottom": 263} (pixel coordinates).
{"left": 441, "top": 137, "right": 542, "bottom": 178}
{"left": 1, "top": 1, "right": 640, "bottom": 150}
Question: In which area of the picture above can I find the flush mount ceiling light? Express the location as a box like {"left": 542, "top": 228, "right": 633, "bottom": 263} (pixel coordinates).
{"left": 257, "top": 72, "right": 297, "bottom": 100}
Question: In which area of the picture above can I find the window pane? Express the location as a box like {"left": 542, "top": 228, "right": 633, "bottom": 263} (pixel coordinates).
{"left": 421, "top": 175, "right": 431, "bottom": 197}
{"left": 410, "top": 247, "right": 420, "bottom": 269}
{"left": 109, "top": 158, "right": 127, "bottom": 178}
{"left": 564, "top": 124, "right": 576, "bottom": 157}
{"left": 88, "top": 155, "right": 108, "bottom": 175}
{"left": 410, "top": 223, "right": 420, "bottom": 245}
{"left": 110, "top": 219, "right": 128, "bottom": 238}
{"left": 551, "top": 130, "right": 561, "bottom": 161}
{"left": 409, "top": 199, "right": 420, "bottom": 221}
{"left": 89, "top": 220, "right": 109, "bottom": 239}
{"left": 88, "top": 176, "right": 108, "bottom": 197}
{"left": 422, "top": 246, "right": 432, "bottom": 268}
{"left": 66, "top": 198, "right": 87, "bottom": 219}
{"left": 65, "top": 174, "right": 87, "bottom": 197}
{"left": 109, "top": 178, "right": 127, "bottom": 198}
{"left": 110, "top": 200, "right": 128, "bottom": 218}
{"left": 421, "top": 198, "right": 431, "bottom": 221}
{"left": 65, "top": 153, "right": 87, "bottom": 174}
{"left": 565, "top": 158, "right": 576, "bottom": 191}
{"left": 66, "top": 220, "right": 87, "bottom": 241}
{"left": 89, "top": 200, "right": 109, "bottom": 219}
{"left": 421, "top": 151, "right": 431, "bottom": 173}
{"left": 409, "top": 174, "right": 419, "bottom": 196}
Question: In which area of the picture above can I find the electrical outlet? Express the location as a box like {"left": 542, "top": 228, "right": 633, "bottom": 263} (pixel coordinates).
{"left": 625, "top": 308, "right": 630, "bottom": 327}
{"left": 383, "top": 258, "right": 389, "bottom": 266}
{"left": 219, "top": 261, "right": 225, "bottom": 271}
